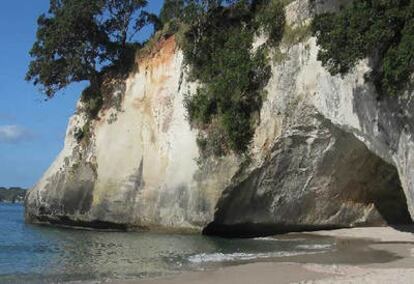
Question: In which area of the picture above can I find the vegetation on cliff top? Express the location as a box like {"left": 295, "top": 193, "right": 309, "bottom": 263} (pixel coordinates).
{"left": 161, "top": 0, "right": 286, "bottom": 157}
{"left": 26, "top": 0, "right": 159, "bottom": 143}
{"left": 27, "top": 0, "right": 288, "bottom": 157}
{"left": 27, "top": 0, "right": 414, "bottom": 157}
{"left": 312, "top": 0, "right": 414, "bottom": 97}
{"left": 26, "top": 0, "right": 157, "bottom": 98}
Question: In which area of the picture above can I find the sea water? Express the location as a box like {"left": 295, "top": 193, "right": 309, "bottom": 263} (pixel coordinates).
{"left": 0, "top": 203, "right": 335, "bottom": 283}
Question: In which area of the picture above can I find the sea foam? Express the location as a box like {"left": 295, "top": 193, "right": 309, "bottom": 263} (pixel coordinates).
{"left": 188, "top": 250, "right": 321, "bottom": 264}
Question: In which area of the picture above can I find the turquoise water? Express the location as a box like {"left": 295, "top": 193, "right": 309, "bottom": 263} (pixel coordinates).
{"left": 0, "top": 203, "right": 335, "bottom": 283}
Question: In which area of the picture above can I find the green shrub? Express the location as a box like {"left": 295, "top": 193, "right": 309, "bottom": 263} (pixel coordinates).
{"left": 312, "top": 0, "right": 414, "bottom": 96}
{"left": 81, "top": 84, "right": 103, "bottom": 120}
{"left": 255, "top": 0, "right": 286, "bottom": 44}
{"left": 74, "top": 120, "right": 92, "bottom": 144}
{"left": 74, "top": 84, "right": 102, "bottom": 143}
{"left": 74, "top": 128, "right": 85, "bottom": 143}
{"left": 181, "top": 0, "right": 285, "bottom": 157}
{"left": 159, "top": 0, "right": 185, "bottom": 25}
{"left": 283, "top": 24, "right": 311, "bottom": 46}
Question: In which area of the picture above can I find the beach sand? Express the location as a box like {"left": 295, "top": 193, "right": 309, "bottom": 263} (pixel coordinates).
{"left": 111, "top": 227, "right": 414, "bottom": 284}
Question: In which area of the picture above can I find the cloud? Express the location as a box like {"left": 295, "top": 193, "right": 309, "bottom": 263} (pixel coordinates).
{"left": 0, "top": 125, "right": 33, "bottom": 144}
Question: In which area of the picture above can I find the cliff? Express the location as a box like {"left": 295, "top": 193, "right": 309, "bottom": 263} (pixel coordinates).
{"left": 25, "top": 0, "right": 413, "bottom": 236}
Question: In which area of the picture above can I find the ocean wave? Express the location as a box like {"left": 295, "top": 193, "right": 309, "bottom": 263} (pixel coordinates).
{"left": 253, "top": 237, "right": 278, "bottom": 241}
{"left": 253, "top": 237, "right": 306, "bottom": 242}
{"left": 188, "top": 250, "right": 318, "bottom": 263}
{"left": 295, "top": 244, "right": 333, "bottom": 250}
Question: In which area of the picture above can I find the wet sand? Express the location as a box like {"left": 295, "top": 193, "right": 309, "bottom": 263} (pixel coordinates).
{"left": 112, "top": 227, "right": 414, "bottom": 284}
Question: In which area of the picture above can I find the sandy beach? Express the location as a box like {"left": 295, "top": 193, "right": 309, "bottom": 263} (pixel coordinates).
{"left": 112, "top": 227, "right": 414, "bottom": 284}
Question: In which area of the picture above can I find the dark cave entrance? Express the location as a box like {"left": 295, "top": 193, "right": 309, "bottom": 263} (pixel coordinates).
{"left": 337, "top": 131, "right": 413, "bottom": 226}
{"left": 202, "top": 122, "right": 413, "bottom": 238}
{"left": 366, "top": 170, "right": 412, "bottom": 225}
{"left": 323, "top": 133, "right": 413, "bottom": 227}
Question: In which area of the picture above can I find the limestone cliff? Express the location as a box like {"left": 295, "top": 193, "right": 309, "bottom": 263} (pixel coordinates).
{"left": 25, "top": 0, "right": 413, "bottom": 236}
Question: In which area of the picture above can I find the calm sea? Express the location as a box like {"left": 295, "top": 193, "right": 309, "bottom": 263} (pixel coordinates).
{"left": 0, "top": 203, "right": 335, "bottom": 283}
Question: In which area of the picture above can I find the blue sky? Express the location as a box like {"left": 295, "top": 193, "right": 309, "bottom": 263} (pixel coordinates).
{"left": 0, "top": 1, "right": 163, "bottom": 188}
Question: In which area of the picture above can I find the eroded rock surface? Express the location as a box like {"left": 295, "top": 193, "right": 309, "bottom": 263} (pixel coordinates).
{"left": 26, "top": 0, "right": 413, "bottom": 235}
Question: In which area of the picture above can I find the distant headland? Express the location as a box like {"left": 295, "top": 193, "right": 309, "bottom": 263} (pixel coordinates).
{"left": 0, "top": 187, "right": 26, "bottom": 203}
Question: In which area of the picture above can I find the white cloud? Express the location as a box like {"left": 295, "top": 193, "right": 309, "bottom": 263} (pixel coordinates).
{"left": 0, "top": 125, "right": 33, "bottom": 143}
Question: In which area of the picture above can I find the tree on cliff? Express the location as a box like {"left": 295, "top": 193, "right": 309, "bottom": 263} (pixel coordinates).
{"left": 159, "top": 0, "right": 184, "bottom": 24}
{"left": 26, "top": 0, "right": 155, "bottom": 98}
{"left": 312, "top": 0, "right": 414, "bottom": 97}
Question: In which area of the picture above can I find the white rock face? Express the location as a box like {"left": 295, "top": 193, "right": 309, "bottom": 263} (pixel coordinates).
{"left": 25, "top": 37, "right": 239, "bottom": 230}
{"left": 26, "top": 0, "right": 413, "bottom": 235}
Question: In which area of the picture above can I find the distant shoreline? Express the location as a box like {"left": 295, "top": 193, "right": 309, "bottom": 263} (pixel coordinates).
{"left": 0, "top": 187, "right": 26, "bottom": 203}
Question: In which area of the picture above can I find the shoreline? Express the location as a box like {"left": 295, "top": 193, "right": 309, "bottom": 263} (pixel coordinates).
{"left": 111, "top": 227, "right": 414, "bottom": 284}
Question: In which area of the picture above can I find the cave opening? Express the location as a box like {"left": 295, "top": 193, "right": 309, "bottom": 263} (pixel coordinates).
{"left": 339, "top": 134, "right": 413, "bottom": 227}
{"left": 366, "top": 169, "right": 412, "bottom": 226}
{"left": 202, "top": 122, "right": 413, "bottom": 238}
